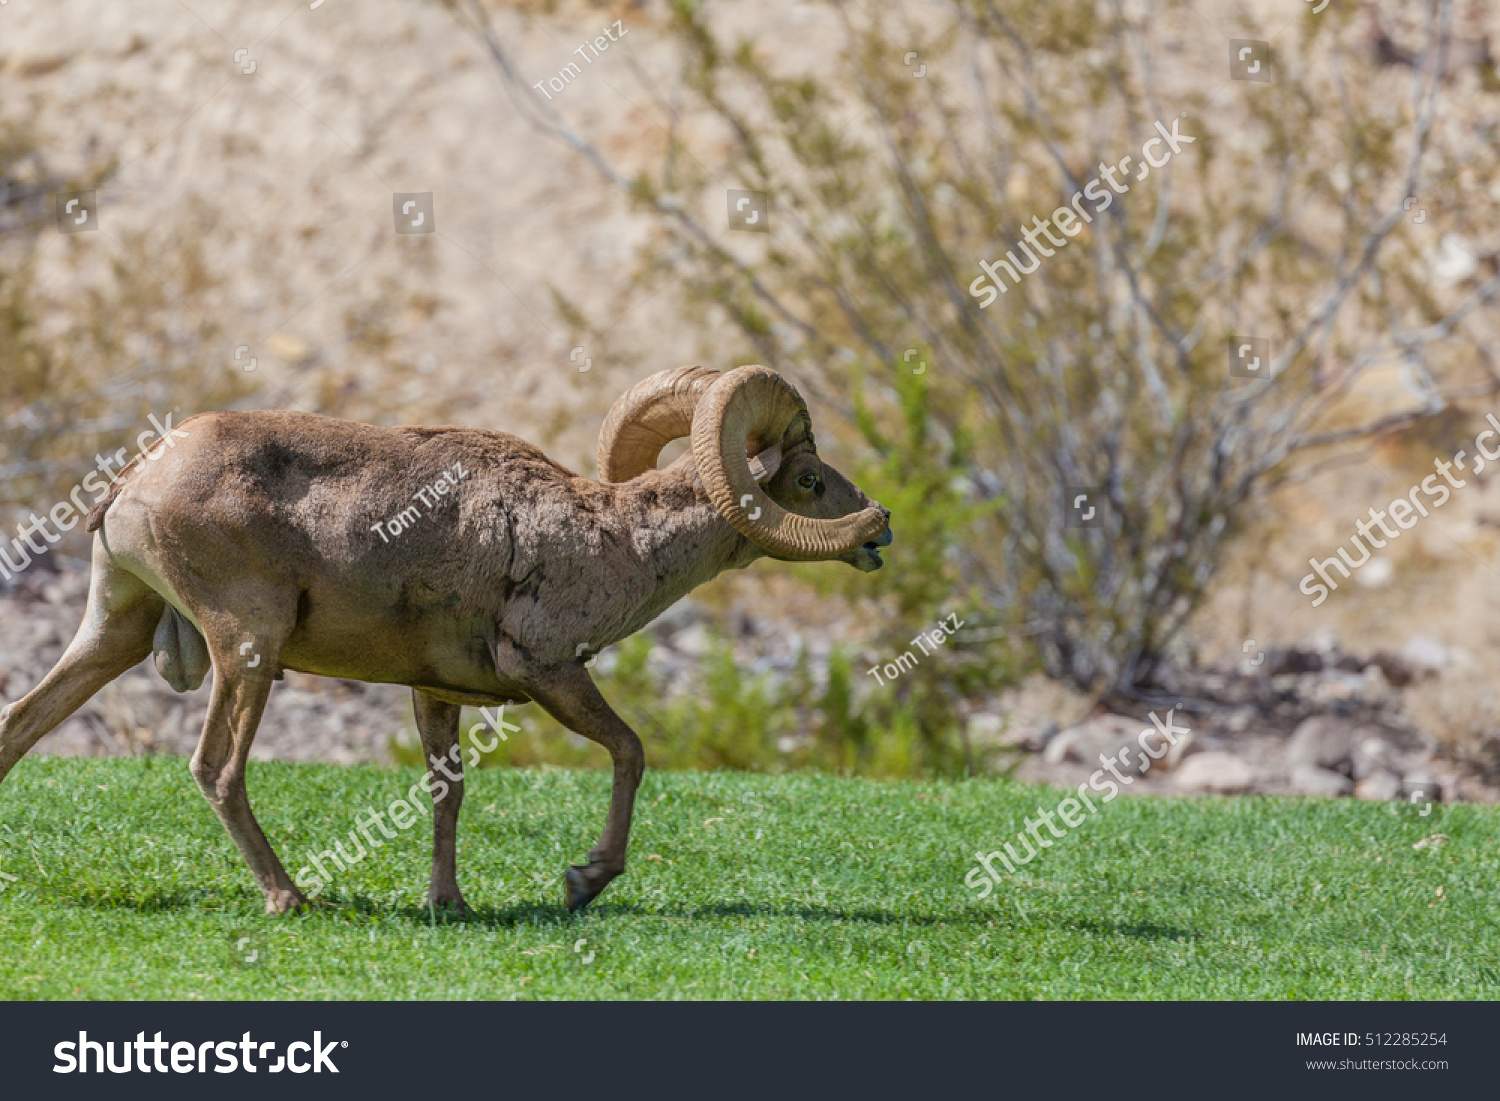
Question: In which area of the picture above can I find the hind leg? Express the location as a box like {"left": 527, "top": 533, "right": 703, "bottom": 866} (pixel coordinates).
{"left": 413, "top": 689, "right": 467, "bottom": 912}
{"left": 0, "top": 545, "right": 161, "bottom": 784}
{"left": 187, "top": 588, "right": 303, "bottom": 913}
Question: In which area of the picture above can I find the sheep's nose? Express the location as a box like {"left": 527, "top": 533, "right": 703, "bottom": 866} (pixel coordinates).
{"left": 873, "top": 527, "right": 894, "bottom": 547}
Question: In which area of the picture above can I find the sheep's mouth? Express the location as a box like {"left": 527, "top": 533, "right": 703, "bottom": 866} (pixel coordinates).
{"left": 853, "top": 527, "right": 893, "bottom": 572}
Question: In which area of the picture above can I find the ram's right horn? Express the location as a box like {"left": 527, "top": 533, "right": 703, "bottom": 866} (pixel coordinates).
{"left": 690, "top": 366, "right": 889, "bottom": 560}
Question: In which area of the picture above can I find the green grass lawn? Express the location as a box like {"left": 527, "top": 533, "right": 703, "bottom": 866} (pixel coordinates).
{"left": 0, "top": 756, "right": 1496, "bottom": 999}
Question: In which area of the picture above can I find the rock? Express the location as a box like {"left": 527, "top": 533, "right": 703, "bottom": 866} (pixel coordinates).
{"left": 267, "top": 332, "right": 311, "bottom": 361}
{"left": 1164, "top": 728, "right": 1199, "bottom": 769}
{"left": 1291, "top": 764, "right": 1354, "bottom": 797}
{"left": 1270, "top": 649, "right": 1324, "bottom": 675}
{"left": 1368, "top": 651, "right": 1415, "bottom": 687}
{"left": 1310, "top": 671, "right": 1365, "bottom": 704}
{"left": 1431, "top": 234, "right": 1480, "bottom": 286}
{"left": 1148, "top": 664, "right": 1184, "bottom": 695}
{"left": 1398, "top": 634, "right": 1449, "bottom": 677}
{"left": 986, "top": 674, "right": 1097, "bottom": 754}
{"left": 1359, "top": 663, "right": 1391, "bottom": 700}
{"left": 1289, "top": 717, "right": 1432, "bottom": 785}
{"left": 1287, "top": 715, "right": 1357, "bottom": 772}
{"left": 1304, "top": 664, "right": 1391, "bottom": 703}
{"left": 1044, "top": 732, "right": 1080, "bottom": 768}
{"left": 650, "top": 598, "right": 704, "bottom": 637}
{"left": 1041, "top": 711, "right": 1195, "bottom": 774}
{"left": 1174, "top": 751, "right": 1256, "bottom": 794}
{"left": 1036, "top": 720, "right": 1060, "bottom": 747}
{"left": 1302, "top": 628, "right": 1341, "bottom": 655}
{"left": 1352, "top": 732, "right": 1407, "bottom": 780}
{"left": 1401, "top": 772, "right": 1443, "bottom": 807}
{"left": 966, "top": 712, "right": 1005, "bottom": 742}
{"left": 1354, "top": 769, "right": 1402, "bottom": 802}
{"left": 1041, "top": 730, "right": 1080, "bottom": 765}
{"left": 671, "top": 624, "right": 713, "bottom": 657}
{"left": 1224, "top": 706, "right": 1255, "bottom": 733}
{"left": 1042, "top": 713, "right": 1142, "bottom": 765}
{"left": 969, "top": 711, "right": 1048, "bottom": 750}
{"left": 1198, "top": 672, "right": 1230, "bottom": 696}
{"left": 1355, "top": 556, "right": 1394, "bottom": 588}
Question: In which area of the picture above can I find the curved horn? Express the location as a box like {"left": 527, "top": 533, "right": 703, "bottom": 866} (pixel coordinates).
{"left": 689, "top": 366, "right": 889, "bottom": 560}
{"left": 596, "top": 365, "right": 721, "bottom": 483}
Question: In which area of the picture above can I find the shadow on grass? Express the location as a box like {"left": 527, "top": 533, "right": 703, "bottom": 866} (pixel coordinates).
{"left": 331, "top": 896, "right": 1002, "bottom": 930}
{"left": 19, "top": 886, "right": 242, "bottom": 915}
{"left": 1066, "top": 918, "right": 1201, "bottom": 942}
{"left": 23, "top": 875, "right": 1202, "bottom": 943}
{"left": 33, "top": 885, "right": 999, "bottom": 931}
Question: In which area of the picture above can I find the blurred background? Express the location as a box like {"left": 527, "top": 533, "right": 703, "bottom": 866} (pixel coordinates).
{"left": 3, "top": 0, "right": 1500, "bottom": 804}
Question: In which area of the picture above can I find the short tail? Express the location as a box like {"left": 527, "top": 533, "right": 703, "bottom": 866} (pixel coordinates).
{"left": 84, "top": 452, "right": 146, "bottom": 533}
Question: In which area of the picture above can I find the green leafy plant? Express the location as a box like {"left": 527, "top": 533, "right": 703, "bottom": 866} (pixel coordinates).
{"left": 452, "top": 0, "right": 1500, "bottom": 698}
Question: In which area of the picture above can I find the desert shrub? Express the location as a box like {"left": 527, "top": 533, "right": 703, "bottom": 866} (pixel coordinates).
{"left": 453, "top": 0, "right": 1500, "bottom": 698}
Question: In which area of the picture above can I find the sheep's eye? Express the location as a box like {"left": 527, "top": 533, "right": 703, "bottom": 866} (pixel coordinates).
{"left": 797, "top": 473, "right": 818, "bottom": 489}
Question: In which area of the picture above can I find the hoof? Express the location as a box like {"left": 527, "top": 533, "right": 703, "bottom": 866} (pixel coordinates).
{"left": 564, "top": 863, "right": 618, "bottom": 913}
{"left": 264, "top": 887, "right": 309, "bottom": 915}
{"left": 428, "top": 894, "right": 470, "bottom": 916}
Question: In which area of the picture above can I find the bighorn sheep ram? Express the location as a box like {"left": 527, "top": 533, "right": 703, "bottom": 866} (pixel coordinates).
{"left": 0, "top": 365, "right": 892, "bottom": 913}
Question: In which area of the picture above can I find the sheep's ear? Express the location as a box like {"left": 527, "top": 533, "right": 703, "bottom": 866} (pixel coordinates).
{"left": 747, "top": 444, "right": 782, "bottom": 484}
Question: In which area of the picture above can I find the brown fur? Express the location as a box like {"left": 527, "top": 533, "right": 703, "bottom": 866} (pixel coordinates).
{"left": 85, "top": 450, "right": 144, "bottom": 532}
{"left": 0, "top": 406, "right": 890, "bottom": 913}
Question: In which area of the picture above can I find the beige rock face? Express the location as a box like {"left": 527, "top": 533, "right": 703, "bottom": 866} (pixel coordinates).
{"left": 0, "top": 0, "right": 721, "bottom": 477}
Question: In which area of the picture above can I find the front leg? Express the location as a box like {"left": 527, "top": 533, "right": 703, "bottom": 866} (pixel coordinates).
{"left": 412, "top": 688, "right": 467, "bottom": 912}
{"left": 523, "top": 663, "right": 644, "bottom": 912}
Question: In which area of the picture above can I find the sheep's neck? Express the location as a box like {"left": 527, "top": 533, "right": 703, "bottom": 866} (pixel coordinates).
{"left": 609, "top": 465, "right": 761, "bottom": 633}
